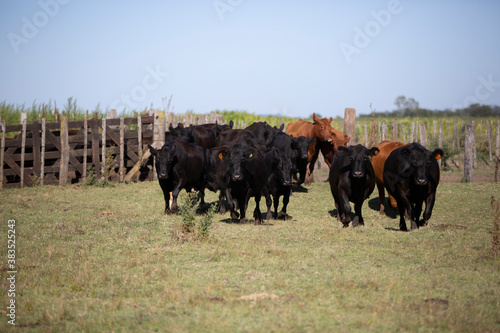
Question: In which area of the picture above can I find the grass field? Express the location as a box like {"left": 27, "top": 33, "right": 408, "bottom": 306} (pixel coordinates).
{"left": 1, "top": 175, "right": 499, "bottom": 332}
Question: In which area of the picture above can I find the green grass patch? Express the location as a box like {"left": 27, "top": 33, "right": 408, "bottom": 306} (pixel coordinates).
{"left": 0, "top": 180, "right": 499, "bottom": 332}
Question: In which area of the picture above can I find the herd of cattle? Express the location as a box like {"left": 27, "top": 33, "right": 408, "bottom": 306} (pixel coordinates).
{"left": 148, "top": 113, "right": 444, "bottom": 231}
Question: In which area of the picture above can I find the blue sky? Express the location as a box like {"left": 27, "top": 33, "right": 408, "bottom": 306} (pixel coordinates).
{"left": 1, "top": 0, "right": 499, "bottom": 118}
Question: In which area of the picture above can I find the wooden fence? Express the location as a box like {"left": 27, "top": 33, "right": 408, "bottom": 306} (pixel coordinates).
{"left": 0, "top": 110, "right": 224, "bottom": 189}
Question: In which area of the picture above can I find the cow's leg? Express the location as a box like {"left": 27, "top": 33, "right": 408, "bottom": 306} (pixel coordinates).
{"left": 218, "top": 191, "right": 227, "bottom": 214}
{"left": 253, "top": 194, "right": 263, "bottom": 224}
{"left": 306, "top": 146, "right": 319, "bottom": 185}
{"left": 412, "top": 200, "right": 424, "bottom": 230}
{"left": 340, "top": 192, "right": 351, "bottom": 227}
{"left": 376, "top": 181, "right": 386, "bottom": 215}
{"left": 264, "top": 188, "right": 273, "bottom": 220}
{"left": 352, "top": 201, "right": 364, "bottom": 227}
{"left": 226, "top": 189, "right": 239, "bottom": 220}
{"left": 422, "top": 192, "right": 436, "bottom": 226}
{"left": 278, "top": 189, "right": 290, "bottom": 220}
{"left": 169, "top": 186, "right": 182, "bottom": 214}
{"left": 159, "top": 182, "right": 171, "bottom": 214}
{"left": 388, "top": 194, "right": 398, "bottom": 209}
{"left": 397, "top": 201, "right": 408, "bottom": 231}
{"left": 273, "top": 194, "right": 280, "bottom": 219}
{"left": 396, "top": 186, "right": 414, "bottom": 231}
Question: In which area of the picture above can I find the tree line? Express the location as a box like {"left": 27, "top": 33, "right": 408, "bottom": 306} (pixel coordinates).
{"left": 358, "top": 96, "right": 500, "bottom": 118}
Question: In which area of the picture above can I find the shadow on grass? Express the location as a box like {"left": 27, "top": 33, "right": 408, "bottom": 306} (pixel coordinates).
{"left": 367, "top": 197, "right": 398, "bottom": 219}
{"left": 291, "top": 184, "right": 309, "bottom": 193}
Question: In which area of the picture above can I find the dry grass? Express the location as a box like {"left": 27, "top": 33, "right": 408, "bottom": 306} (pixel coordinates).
{"left": 0, "top": 179, "right": 499, "bottom": 332}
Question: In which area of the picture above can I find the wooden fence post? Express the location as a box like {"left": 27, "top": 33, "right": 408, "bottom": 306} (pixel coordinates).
{"left": 32, "top": 121, "right": 41, "bottom": 180}
{"left": 392, "top": 119, "right": 398, "bottom": 141}
{"left": 83, "top": 114, "right": 88, "bottom": 182}
{"left": 91, "top": 114, "right": 101, "bottom": 179}
{"left": 41, "top": 118, "right": 45, "bottom": 185}
{"left": 101, "top": 118, "right": 107, "bottom": 181}
{"left": 419, "top": 122, "right": 427, "bottom": 148}
{"left": 59, "top": 116, "right": 69, "bottom": 185}
{"left": 381, "top": 122, "right": 387, "bottom": 141}
{"left": 344, "top": 108, "right": 356, "bottom": 146}
{"left": 20, "top": 113, "right": 27, "bottom": 188}
{"left": 402, "top": 124, "right": 406, "bottom": 143}
{"left": 120, "top": 117, "right": 125, "bottom": 182}
{"left": 464, "top": 123, "right": 474, "bottom": 182}
{"left": 472, "top": 121, "right": 477, "bottom": 169}
{"left": 496, "top": 120, "right": 500, "bottom": 158}
{"left": 410, "top": 122, "right": 415, "bottom": 142}
{"left": 488, "top": 120, "right": 493, "bottom": 162}
{"left": 0, "top": 119, "right": 5, "bottom": 189}
{"left": 137, "top": 115, "right": 143, "bottom": 160}
{"left": 438, "top": 122, "right": 443, "bottom": 169}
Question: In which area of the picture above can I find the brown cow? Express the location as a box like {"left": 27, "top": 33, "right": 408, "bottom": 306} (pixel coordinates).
{"left": 371, "top": 140, "right": 405, "bottom": 215}
{"left": 286, "top": 113, "right": 349, "bottom": 184}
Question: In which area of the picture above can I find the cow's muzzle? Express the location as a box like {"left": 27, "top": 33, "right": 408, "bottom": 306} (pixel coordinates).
{"left": 158, "top": 173, "right": 167, "bottom": 180}
{"left": 416, "top": 178, "right": 427, "bottom": 186}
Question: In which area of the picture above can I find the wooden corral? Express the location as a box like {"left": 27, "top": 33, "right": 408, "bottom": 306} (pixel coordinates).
{"left": 0, "top": 111, "right": 224, "bottom": 189}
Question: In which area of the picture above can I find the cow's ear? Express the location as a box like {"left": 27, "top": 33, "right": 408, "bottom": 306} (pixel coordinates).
{"left": 328, "top": 117, "right": 333, "bottom": 124}
{"left": 229, "top": 120, "right": 234, "bottom": 128}
{"left": 279, "top": 123, "right": 285, "bottom": 132}
{"left": 148, "top": 144, "right": 157, "bottom": 156}
{"left": 401, "top": 147, "right": 411, "bottom": 158}
{"left": 338, "top": 146, "right": 349, "bottom": 153}
{"left": 312, "top": 113, "right": 319, "bottom": 124}
{"left": 432, "top": 148, "right": 444, "bottom": 160}
{"left": 369, "top": 147, "right": 380, "bottom": 156}
{"left": 343, "top": 134, "right": 350, "bottom": 145}
{"left": 218, "top": 149, "right": 228, "bottom": 160}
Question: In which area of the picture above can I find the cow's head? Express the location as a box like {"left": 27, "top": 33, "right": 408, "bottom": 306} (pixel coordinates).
{"left": 268, "top": 148, "right": 293, "bottom": 186}
{"left": 330, "top": 128, "right": 350, "bottom": 152}
{"left": 292, "top": 136, "right": 315, "bottom": 160}
{"left": 400, "top": 145, "right": 444, "bottom": 186}
{"left": 221, "top": 144, "right": 256, "bottom": 182}
{"left": 312, "top": 113, "right": 334, "bottom": 142}
{"left": 148, "top": 143, "right": 176, "bottom": 180}
{"left": 339, "top": 145, "right": 379, "bottom": 178}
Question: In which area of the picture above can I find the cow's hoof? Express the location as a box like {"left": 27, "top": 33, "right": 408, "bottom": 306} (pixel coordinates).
{"left": 240, "top": 218, "right": 248, "bottom": 224}
{"left": 266, "top": 212, "right": 273, "bottom": 220}
{"left": 411, "top": 220, "right": 418, "bottom": 230}
{"left": 277, "top": 211, "right": 287, "bottom": 220}
{"left": 400, "top": 223, "right": 408, "bottom": 232}
{"left": 352, "top": 216, "right": 360, "bottom": 227}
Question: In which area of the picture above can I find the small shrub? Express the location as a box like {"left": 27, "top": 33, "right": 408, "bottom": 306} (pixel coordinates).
{"left": 172, "top": 192, "right": 216, "bottom": 241}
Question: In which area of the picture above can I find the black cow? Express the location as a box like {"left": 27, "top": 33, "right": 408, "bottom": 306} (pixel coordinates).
{"left": 205, "top": 145, "right": 231, "bottom": 213}
{"left": 263, "top": 148, "right": 293, "bottom": 220}
{"left": 383, "top": 142, "right": 444, "bottom": 231}
{"left": 183, "top": 122, "right": 234, "bottom": 149}
{"left": 220, "top": 143, "right": 269, "bottom": 223}
{"left": 268, "top": 132, "right": 313, "bottom": 186}
{"left": 148, "top": 141, "right": 207, "bottom": 214}
{"left": 329, "top": 144, "right": 380, "bottom": 227}
{"left": 214, "top": 129, "right": 263, "bottom": 149}
{"left": 291, "top": 136, "right": 314, "bottom": 185}
{"left": 245, "top": 122, "right": 284, "bottom": 146}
